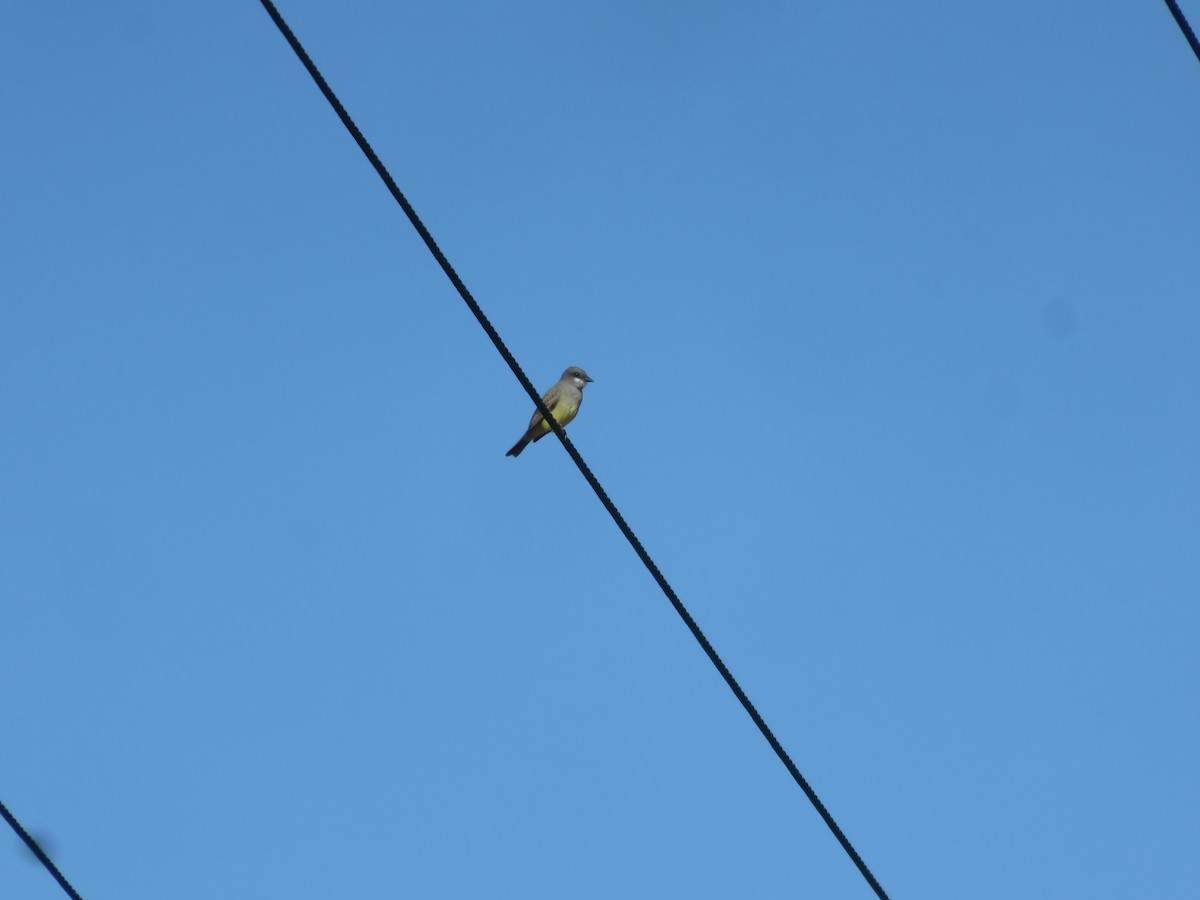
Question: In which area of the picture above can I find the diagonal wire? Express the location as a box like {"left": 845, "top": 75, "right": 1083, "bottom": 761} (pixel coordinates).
{"left": 256, "top": 2, "right": 890, "bottom": 897}
{"left": 1163, "top": 0, "right": 1200, "bottom": 63}
{"left": 0, "top": 798, "right": 85, "bottom": 900}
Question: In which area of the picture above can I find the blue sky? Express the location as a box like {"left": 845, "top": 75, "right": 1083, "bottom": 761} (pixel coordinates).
{"left": 3, "top": 2, "right": 1198, "bottom": 898}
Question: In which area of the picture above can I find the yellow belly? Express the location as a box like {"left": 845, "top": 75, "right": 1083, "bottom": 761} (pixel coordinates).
{"left": 537, "top": 398, "right": 580, "bottom": 435}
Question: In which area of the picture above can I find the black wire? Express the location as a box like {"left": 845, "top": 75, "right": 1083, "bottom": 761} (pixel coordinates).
{"left": 256, "top": 2, "right": 890, "bottom": 897}
{"left": 0, "top": 798, "right": 84, "bottom": 900}
{"left": 1163, "top": 0, "right": 1200, "bottom": 63}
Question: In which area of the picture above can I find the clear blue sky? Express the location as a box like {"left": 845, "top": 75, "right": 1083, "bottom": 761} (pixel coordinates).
{"left": 3, "top": 2, "right": 1198, "bottom": 898}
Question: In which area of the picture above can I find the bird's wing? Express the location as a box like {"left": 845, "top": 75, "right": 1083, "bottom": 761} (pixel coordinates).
{"left": 528, "top": 382, "right": 562, "bottom": 428}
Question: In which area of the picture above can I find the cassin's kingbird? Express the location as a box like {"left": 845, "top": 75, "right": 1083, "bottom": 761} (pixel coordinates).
{"left": 506, "top": 366, "right": 594, "bottom": 457}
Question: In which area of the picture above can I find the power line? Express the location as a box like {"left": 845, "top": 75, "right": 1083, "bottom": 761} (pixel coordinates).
{"left": 256, "top": 2, "right": 891, "bottom": 897}
{"left": 1163, "top": 0, "right": 1200, "bottom": 63}
{"left": 0, "top": 798, "right": 84, "bottom": 900}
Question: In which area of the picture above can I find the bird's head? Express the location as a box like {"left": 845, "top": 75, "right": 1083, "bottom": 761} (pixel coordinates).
{"left": 564, "top": 366, "right": 593, "bottom": 388}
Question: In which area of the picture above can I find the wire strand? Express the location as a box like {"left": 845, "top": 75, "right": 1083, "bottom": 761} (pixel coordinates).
{"left": 0, "top": 798, "right": 85, "bottom": 900}
{"left": 256, "top": 2, "right": 890, "bottom": 896}
{"left": 1163, "top": 0, "right": 1200, "bottom": 63}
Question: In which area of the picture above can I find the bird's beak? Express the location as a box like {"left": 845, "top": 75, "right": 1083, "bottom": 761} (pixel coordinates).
{"left": 585, "top": 375, "right": 594, "bottom": 383}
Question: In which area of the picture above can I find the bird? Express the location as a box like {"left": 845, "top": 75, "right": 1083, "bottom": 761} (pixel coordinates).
{"left": 506, "top": 367, "right": 594, "bottom": 457}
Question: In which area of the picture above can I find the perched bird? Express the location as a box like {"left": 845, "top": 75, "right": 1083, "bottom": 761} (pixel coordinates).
{"left": 506, "top": 367, "right": 594, "bottom": 457}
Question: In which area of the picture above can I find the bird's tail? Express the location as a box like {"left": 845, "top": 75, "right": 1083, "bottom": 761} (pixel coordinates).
{"left": 506, "top": 435, "right": 532, "bottom": 457}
